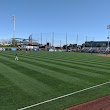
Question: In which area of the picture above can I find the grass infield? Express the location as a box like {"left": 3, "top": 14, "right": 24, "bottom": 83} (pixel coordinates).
{"left": 0, "top": 51, "right": 110, "bottom": 110}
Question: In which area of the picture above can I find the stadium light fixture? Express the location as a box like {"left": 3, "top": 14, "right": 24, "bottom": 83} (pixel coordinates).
{"left": 107, "top": 25, "right": 110, "bottom": 51}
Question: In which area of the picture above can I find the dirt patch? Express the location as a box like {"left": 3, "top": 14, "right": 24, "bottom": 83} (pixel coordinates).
{"left": 97, "top": 54, "right": 110, "bottom": 57}
{"left": 65, "top": 95, "right": 110, "bottom": 110}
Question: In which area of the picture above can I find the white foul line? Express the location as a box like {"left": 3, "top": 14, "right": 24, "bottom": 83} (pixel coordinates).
{"left": 18, "top": 81, "right": 110, "bottom": 110}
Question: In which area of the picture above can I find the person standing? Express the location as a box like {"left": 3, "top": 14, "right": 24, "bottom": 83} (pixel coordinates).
{"left": 26, "top": 48, "right": 28, "bottom": 53}
{"left": 15, "top": 53, "right": 18, "bottom": 60}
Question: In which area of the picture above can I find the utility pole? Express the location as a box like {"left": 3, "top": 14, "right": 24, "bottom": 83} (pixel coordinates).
{"left": 66, "top": 33, "right": 67, "bottom": 51}
{"left": 41, "top": 33, "right": 42, "bottom": 45}
{"left": 52, "top": 32, "right": 54, "bottom": 47}
{"left": 46, "top": 38, "right": 47, "bottom": 44}
{"left": 86, "top": 36, "right": 87, "bottom": 42}
{"left": 76, "top": 34, "right": 78, "bottom": 48}
{"left": 12, "top": 16, "right": 16, "bottom": 38}
{"left": 38, "top": 38, "right": 39, "bottom": 44}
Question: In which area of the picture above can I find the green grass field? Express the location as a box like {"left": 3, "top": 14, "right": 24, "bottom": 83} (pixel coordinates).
{"left": 0, "top": 51, "right": 110, "bottom": 110}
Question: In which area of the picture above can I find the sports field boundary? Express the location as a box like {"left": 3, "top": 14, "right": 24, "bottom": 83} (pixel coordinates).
{"left": 18, "top": 81, "right": 110, "bottom": 110}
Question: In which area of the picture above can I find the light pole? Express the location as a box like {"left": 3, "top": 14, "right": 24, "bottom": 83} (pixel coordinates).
{"left": 107, "top": 25, "right": 110, "bottom": 51}
{"left": 52, "top": 32, "right": 54, "bottom": 47}
{"left": 51, "top": 32, "right": 54, "bottom": 46}
{"left": 12, "top": 16, "right": 16, "bottom": 38}
{"left": 41, "top": 33, "right": 42, "bottom": 45}
{"left": 86, "top": 36, "right": 87, "bottom": 42}
{"left": 107, "top": 36, "right": 109, "bottom": 49}
{"left": 12, "top": 16, "right": 16, "bottom": 46}
{"left": 66, "top": 33, "right": 67, "bottom": 51}
{"left": 76, "top": 34, "right": 78, "bottom": 49}
{"left": 60, "top": 40, "right": 61, "bottom": 49}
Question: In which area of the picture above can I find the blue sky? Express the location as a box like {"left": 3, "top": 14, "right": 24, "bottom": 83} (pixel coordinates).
{"left": 0, "top": 0, "right": 110, "bottom": 45}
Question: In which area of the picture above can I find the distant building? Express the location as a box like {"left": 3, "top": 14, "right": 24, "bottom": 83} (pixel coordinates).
{"left": 85, "top": 41, "right": 108, "bottom": 47}
{"left": 0, "top": 42, "right": 11, "bottom": 46}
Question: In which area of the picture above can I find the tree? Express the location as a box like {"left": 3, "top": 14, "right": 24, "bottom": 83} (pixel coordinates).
{"left": 63, "top": 45, "right": 67, "bottom": 49}
{"left": 85, "top": 42, "right": 91, "bottom": 47}
{"left": 12, "top": 38, "right": 17, "bottom": 46}
{"left": 73, "top": 44, "right": 77, "bottom": 48}
{"left": 68, "top": 44, "right": 73, "bottom": 50}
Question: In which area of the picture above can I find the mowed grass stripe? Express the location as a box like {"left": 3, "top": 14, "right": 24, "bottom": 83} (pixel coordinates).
{"left": 0, "top": 62, "right": 57, "bottom": 109}
{"left": 0, "top": 55, "right": 90, "bottom": 95}
{"left": 0, "top": 53, "right": 102, "bottom": 94}
{"left": 1, "top": 52, "right": 105, "bottom": 109}
{"left": 0, "top": 52, "right": 109, "bottom": 95}
{"left": 0, "top": 52, "right": 107, "bottom": 84}
{"left": 0, "top": 60, "right": 73, "bottom": 108}
{"left": 0, "top": 73, "right": 15, "bottom": 88}
{"left": 5, "top": 52, "right": 110, "bottom": 69}
{"left": 19, "top": 57, "right": 109, "bottom": 84}
{"left": 0, "top": 52, "right": 110, "bottom": 110}
{"left": 24, "top": 55, "right": 110, "bottom": 77}
{"left": 0, "top": 52, "right": 109, "bottom": 85}
{"left": 3, "top": 52, "right": 110, "bottom": 76}
{"left": 0, "top": 62, "right": 53, "bottom": 95}
{"left": 0, "top": 55, "right": 81, "bottom": 83}
{"left": 16, "top": 52, "right": 110, "bottom": 64}
{"left": 13, "top": 52, "right": 110, "bottom": 72}
{"left": 0, "top": 56, "right": 76, "bottom": 92}
{"left": 12, "top": 52, "right": 110, "bottom": 78}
